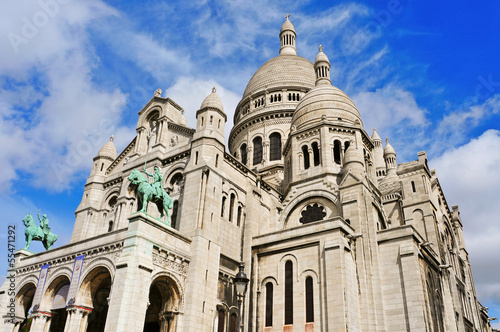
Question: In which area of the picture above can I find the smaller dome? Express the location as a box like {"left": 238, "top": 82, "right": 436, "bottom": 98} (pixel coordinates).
{"left": 281, "top": 15, "right": 295, "bottom": 33}
{"left": 292, "top": 85, "right": 363, "bottom": 130}
{"left": 200, "top": 87, "right": 224, "bottom": 112}
{"left": 384, "top": 137, "right": 396, "bottom": 156}
{"left": 343, "top": 144, "right": 364, "bottom": 166}
{"left": 315, "top": 45, "right": 329, "bottom": 63}
{"left": 372, "top": 128, "right": 382, "bottom": 141}
{"left": 97, "top": 136, "right": 117, "bottom": 159}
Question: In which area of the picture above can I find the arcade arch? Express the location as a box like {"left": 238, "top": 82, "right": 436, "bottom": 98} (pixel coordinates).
{"left": 143, "top": 274, "right": 182, "bottom": 332}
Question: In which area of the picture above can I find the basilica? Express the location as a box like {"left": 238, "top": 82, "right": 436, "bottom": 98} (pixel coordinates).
{"left": 0, "top": 17, "right": 496, "bottom": 332}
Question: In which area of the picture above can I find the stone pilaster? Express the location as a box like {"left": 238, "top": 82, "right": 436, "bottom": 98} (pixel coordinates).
{"left": 323, "top": 236, "right": 347, "bottom": 331}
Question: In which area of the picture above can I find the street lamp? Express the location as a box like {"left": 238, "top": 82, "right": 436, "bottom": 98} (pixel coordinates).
{"left": 234, "top": 263, "right": 249, "bottom": 332}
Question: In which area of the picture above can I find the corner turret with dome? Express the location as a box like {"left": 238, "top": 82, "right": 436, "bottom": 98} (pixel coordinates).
{"left": 193, "top": 87, "right": 226, "bottom": 145}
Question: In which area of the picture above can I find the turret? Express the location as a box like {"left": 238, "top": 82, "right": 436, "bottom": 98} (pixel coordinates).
{"left": 193, "top": 87, "right": 226, "bottom": 145}
{"left": 314, "top": 45, "right": 331, "bottom": 86}
{"left": 372, "top": 129, "right": 386, "bottom": 178}
{"left": 91, "top": 136, "right": 117, "bottom": 177}
{"left": 343, "top": 141, "right": 365, "bottom": 177}
{"left": 279, "top": 14, "right": 297, "bottom": 55}
{"left": 384, "top": 137, "right": 397, "bottom": 177}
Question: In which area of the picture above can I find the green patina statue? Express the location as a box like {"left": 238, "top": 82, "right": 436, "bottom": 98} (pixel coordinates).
{"left": 22, "top": 212, "right": 58, "bottom": 251}
{"left": 128, "top": 166, "right": 173, "bottom": 225}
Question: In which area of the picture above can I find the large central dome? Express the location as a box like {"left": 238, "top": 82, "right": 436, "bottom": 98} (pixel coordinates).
{"left": 242, "top": 54, "right": 316, "bottom": 99}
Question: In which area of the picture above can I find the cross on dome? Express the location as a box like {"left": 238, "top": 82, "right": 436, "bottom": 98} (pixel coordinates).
{"left": 212, "top": 87, "right": 216, "bottom": 93}
{"left": 285, "top": 13, "right": 290, "bottom": 20}
{"left": 319, "top": 45, "right": 323, "bottom": 52}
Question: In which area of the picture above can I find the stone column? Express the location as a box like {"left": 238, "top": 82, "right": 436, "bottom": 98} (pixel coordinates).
{"left": 79, "top": 309, "right": 90, "bottom": 332}
{"left": 2, "top": 317, "right": 23, "bottom": 332}
{"left": 30, "top": 312, "right": 51, "bottom": 332}
{"left": 263, "top": 142, "right": 269, "bottom": 165}
{"left": 64, "top": 307, "right": 91, "bottom": 332}
{"left": 247, "top": 147, "right": 253, "bottom": 167}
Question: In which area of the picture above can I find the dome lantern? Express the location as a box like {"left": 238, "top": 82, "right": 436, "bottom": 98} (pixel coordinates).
{"left": 314, "top": 45, "right": 331, "bottom": 86}
{"left": 279, "top": 14, "right": 297, "bottom": 55}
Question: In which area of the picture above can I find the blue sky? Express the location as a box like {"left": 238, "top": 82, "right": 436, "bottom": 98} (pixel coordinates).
{"left": 1, "top": 0, "right": 499, "bottom": 326}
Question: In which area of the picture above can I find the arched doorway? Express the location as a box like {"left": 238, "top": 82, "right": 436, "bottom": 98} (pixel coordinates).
{"left": 38, "top": 274, "right": 70, "bottom": 332}
{"left": 16, "top": 282, "right": 36, "bottom": 331}
{"left": 78, "top": 266, "right": 112, "bottom": 332}
{"left": 49, "top": 283, "right": 70, "bottom": 332}
{"left": 143, "top": 275, "right": 181, "bottom": 332}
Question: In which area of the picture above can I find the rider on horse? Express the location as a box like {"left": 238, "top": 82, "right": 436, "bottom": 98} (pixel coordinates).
{"left": 143, "top": 166, "right": 165, "bottom": 200}
{"left": 38, "top": 211, "right": 50, "bottom": 237}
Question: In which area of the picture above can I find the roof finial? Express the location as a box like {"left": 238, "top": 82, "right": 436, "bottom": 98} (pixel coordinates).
{"left": 212, "top": 87, "right": 216, "bottom": 93}
{"left": 110, "top": 135, "right": 114, "bottom": 142}
{"left": 319, "top": 45, "right": 323, "bottom": 52}
{"left": 386, "top": 137, "right": 389, "bottom": 144}
{"left": 285, "top": 13, "right": 290, "bottom": 20}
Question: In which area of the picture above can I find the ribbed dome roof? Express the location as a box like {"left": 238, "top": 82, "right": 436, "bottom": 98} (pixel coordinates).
{"left": 315, "top": 46, "right": 329, "bottom": 63}
{"left": 281, "top": 18, "right": 295, "bottom": 33}
{"left": 242, "top": 55, "right": 315, "bottom": 99}
{"left": 200, "top": 87, "right": 224, "bottom": 112}
{"left": 292, "top": 85, "right": 363, "bottom": 130}
{"left": 344, "top": 145, "right": 364, "bottom": 165}
{"left": 97, "top": 136, "right": 117, "bottom": 159}
{"left": 384, "top": 138, "right": 396, "bottom": 155}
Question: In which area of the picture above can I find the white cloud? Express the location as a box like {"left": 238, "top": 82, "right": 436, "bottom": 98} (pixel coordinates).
{"left": 352, "top": 84, "right": 428, "bottom": 159}
{"left": 431, "top": 129, "right": 500, "bottom": 309}
{"left": 0, "top": 0, "right": 130, "bottom": 192}
{"left": 433, "top": 94, "right": 500, "bottom": 154}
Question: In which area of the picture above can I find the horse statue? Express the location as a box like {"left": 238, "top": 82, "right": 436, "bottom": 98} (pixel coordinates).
{"left": 22, "top": 213, "right": 58, "bottom": 251}
{"left": 128, "top": 168, "right": 174, "bottom": 225}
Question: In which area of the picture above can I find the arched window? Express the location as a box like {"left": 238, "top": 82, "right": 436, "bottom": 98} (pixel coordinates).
{"left": 305, "top": 277, "right": 314, "bottom": 323}
{"left": 221, "top": 196, "right": 226, "bottom": 218}
{"left": 265, "top": 282, "right": 273, "bottom": 327}
{"left": 269, "top": 133, "right": 282, "bottom": 161}
{"left": 312, "top": 142, "right": 320, "bottom": 166}
{"left": 285, "top": 261, "right": 293, "bottom": 324}
{"left": 229, "top": 313, "right": 237, "bottom": 332}
{"left": 334, "top": 140, "right": 341, "bottom": 164}
{"left": 344, "top": 140, "right": 350, "bottom": 151}
{"left": 229, "top": 193, "right": 235, "bottom": 222}
{"left": 302, "top": 145, "right": 310, "bottom": 169}
{"left": 237, "top": 206, "right": 242, "bottom": 227}
{"left": 411, "top": 181, "right": 416, "bottom": 193}
{"left": 240, "top": 144, "right": 247, "bottom": 165}
{"left": 171, "top": 200, "right": 179, "bottom": 229}
{"left": 107, "top": 221, "right": 113, "bottom": 232}
{"left": 217, "top": 309, "right": 225, "bottom": 332}
{"left": 253, "top": 137, "right": 263, "bottom": 165}
{"left": 210, "top": 115, "right": 213, "bottom": 125}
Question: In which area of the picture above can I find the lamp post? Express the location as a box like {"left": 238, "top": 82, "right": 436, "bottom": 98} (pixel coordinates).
{"left": 234, "top": 263, "right": 249, "bottom": 332}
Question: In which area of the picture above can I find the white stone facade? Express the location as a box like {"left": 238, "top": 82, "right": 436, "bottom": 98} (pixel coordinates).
{"left": 0, "top": 17, "right": 495, "bottom": 332}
